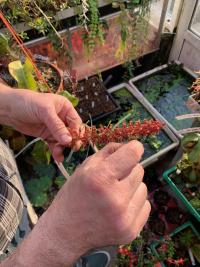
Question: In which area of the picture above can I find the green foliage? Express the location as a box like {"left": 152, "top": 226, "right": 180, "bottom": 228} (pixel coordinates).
{"left": 25, "top": 176, "right": 52, "bottom": 207}
{"left": 177, "top": 133, "right": 200, "bottom": 183}
{"left": 33, "top": 163, "right": 56, "bottom": 179}
{"left": 147, "top": 136, "right": 162, "bottom": 151}
{"left": 60, "top": 90, "right": 79, "bottom": 107}
{"left": 8, "top": 58, "right": 38, "bottom": 91}
{"left": 189, "top": 197, "right": 200, "bottom": 210}
{"left": 31, "top": 141, "right": 51, "bottom": 164}
{"left": 178, "top": 229, "right": 195, "bottom": 248}
{"left": 0, "top": 33, "right": 10, "bottom": 55}
{"left": 54, "top": 175, "right": 66, "bottom": 189}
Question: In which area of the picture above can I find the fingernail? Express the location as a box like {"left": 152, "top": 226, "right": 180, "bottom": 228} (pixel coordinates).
{"left": 61, "top": 135, "right": 72, "bottom": 144}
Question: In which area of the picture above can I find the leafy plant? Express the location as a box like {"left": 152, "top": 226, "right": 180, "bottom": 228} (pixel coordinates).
{"left": 8, "top": 58, "right": 38, "bottom": 90}
{"left": 177, "top": 133, "right": 200, "bottom": 183}
{"left": 25, "top": 175, "right": 52, "bottom": 207}
{"left": 33, "top": 163, "right": 56, "bottom": 179}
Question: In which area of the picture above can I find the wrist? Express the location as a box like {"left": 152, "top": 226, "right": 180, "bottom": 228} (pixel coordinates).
{"left": 0, "top": 84, "right": 14, "bottom": 126}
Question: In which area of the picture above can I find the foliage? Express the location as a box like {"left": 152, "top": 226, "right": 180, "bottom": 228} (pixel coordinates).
{"left": 54, "top": 175, "right": 66, "bottom": 189}
{"left": 31, "top": 140, "right": 51, "bottom": 164}
{"left": 0, "top": 0, "right": 152, "bottom": 63}
{"left": 25, "top": 175, "right": 52, "bottom": 207}
{"left": 33, "top": 163, "right": 56, "bottom": 179}
{"left": 177, "top": 133, "right": 200, "bottom": 183}
{"left": 60, "top": 90, "right": 79, "bottom": 107}
{"left": 8, "top": 58, "right": 38, "bottom": 90}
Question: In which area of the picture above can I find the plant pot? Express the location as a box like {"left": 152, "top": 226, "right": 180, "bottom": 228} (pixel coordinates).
{"left": 0, "top": 59, "right": 63, "bottom": 93}
{"left": 92, "top": 83, "right": 179, "bottom": 168}
{"left": 36, "top": 60, "right": 64, "bottom": 93}
{"left": 163, "top": 166, "right": 200, "bottom": 221}
{"left": 66, "top": 76, "right": 120, "bottom": 123}
{"left": 151, "top": 221, "right": 200, "bottom": 267}
{"left": 129, "top": 62, "right": 197, "bottom": 138}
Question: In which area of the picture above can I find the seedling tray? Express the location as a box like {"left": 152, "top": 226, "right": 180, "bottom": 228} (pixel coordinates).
{"left": 129, "top": 63, "right": 197, "bottom": 137}
{"left": 151, "top": 221, "right": 200, "bottom": 267}
{"left": 163, "top": 166, "right": 200, "bottom": 221}
{"left": 66, "top": 77, "right": 121, "bottom": 123}
{"left": 92, "top": 83, "right": 179, "bottom": 168}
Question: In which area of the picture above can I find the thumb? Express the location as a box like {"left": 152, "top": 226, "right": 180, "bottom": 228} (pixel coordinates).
{"left": 44, "top": 109, "right": 72, "bottom": 145}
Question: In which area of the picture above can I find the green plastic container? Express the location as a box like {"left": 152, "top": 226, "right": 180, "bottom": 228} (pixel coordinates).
{"left": 163, "top": 166, "right": 200, "bottom": 222}
{"left": 151, "top": 221, "right": 200, "bottom": 267}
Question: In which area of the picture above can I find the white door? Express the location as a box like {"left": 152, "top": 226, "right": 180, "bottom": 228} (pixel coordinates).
{"left": 170, "top": 0, "right": 200, "bottom": 70}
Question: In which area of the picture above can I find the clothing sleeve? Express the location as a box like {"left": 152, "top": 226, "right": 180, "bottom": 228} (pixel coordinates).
{"left": 0, "top": 139, "right": 24, "bottom": 253}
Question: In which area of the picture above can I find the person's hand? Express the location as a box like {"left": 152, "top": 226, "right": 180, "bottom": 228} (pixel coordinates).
{"left": 4, "top": 141, "right": 150, "bottom": 267}
{"left": 2, "top": 86, "right": 83, "bottom": 162}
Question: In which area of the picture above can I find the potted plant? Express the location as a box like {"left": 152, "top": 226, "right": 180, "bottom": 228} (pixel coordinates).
{"left": 163, "top": 133, "right": 200, "bottom": 221}
{"left": 129, "top": 62, "right": 197, "bottom": 137}
{"left": 151, "top": 221, "right": 200, "bottom": 267}
{"left": 116, "top": 231, "right": 162, "bottom": 267}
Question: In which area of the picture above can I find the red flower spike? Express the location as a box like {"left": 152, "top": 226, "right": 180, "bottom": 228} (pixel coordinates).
{"left": 69, "top": 120, "right": 164, "bottom": 148}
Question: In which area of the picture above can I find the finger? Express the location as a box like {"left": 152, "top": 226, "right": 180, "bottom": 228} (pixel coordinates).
{"left": 44, "top": 108, "right": 72, "bottom": 145}
{"left": 120, "top": 164, "right": 144, "bottom": 199}
{"left": 96, "top": 142, "right": 123, "bottom": 159}
{"left": 131, "top": 200, "right": 151, "bottom": 235}
{"left": 48, "top": 143, "right": 64, "bottom": 163}
{"left": 120, "top": 200, "right": 151, "bottom": 244}
{"left": 128, "top": 182, "right": 148, "bottom": 217}
{"left": 64, "top": 101, "right": 83, "bottom": 133}
{"left": 103, "top": 141, "right": 144, "bottom": 180}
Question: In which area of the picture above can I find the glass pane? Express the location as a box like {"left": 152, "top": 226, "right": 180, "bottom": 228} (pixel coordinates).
{"left": 190, "top": 0, "right": 200, "bottom": 37}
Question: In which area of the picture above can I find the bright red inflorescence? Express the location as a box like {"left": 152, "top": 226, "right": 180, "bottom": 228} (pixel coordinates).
{"left": 166, "top": 258, "right": 186, "bottom": 266}
{"left": 70, "top": 119, "right": 164, "bottom": 148}
{"left": 118, "top": 247, "right": 135, "bottom": 267}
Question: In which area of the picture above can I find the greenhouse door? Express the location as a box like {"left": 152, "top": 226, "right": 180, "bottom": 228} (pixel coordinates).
{"left": 170, "top": 0, "right": 200, "bottom": 70}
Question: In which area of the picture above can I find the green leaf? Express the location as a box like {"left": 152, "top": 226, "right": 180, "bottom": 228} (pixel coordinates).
{"left": 54, "top": 176, "right": 66, "bottom": 189}
{"left": 23, "top": 58, "right": 38, "bottom": 90}
{"left": 8, "top": 59, "right": 38, "bottom": 91}
{"left": 25, "top": 176, "right": 52, "bottom": 207}
{"left": 33, "top": 163, "right": 56, "bottom": 179}
{"left": 31, "top": 141, "right": 51, "bottom": 164}
{"left": 60, "top": 90, "right": 79, "bottom": 107}
{"left": 0, "top": 33, "right": 9, "bottom": 55}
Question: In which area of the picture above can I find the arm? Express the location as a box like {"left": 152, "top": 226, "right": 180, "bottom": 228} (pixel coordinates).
{"left": 0, "top": 83, "right": 82, "bottom": 162}
{"left": 0, "top": 141, "right": 150, "bottom": 267}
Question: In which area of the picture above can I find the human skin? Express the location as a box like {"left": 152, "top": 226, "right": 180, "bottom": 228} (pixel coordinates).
{"left": 0, "top": 84, "right": 150, "bottom": 266}
{"left": 0, "top": 83, "right": 82, "bottom": 162}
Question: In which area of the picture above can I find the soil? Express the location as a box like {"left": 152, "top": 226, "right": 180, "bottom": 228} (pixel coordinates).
{"left": 153, "top": 190, "right": 170, "bottom": 206}
{"left": 65, "top": 76, "right": 120, "bottom": 122}
{"left": 165, "top": 207, "right": 186, "bottom": 225}
{"left": 36, "top": 61, "right": 62, "bottom": 93}
{"left": 149, "top": 213, "right": 166, "bottom": 236}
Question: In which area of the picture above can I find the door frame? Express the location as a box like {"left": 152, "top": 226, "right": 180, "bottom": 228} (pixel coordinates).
{"left": 170, "top": 0, "right": 200, "bottom": 61}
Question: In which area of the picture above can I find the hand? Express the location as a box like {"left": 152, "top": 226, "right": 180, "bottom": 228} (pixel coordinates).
{"left": 4, "top": 141, "right": 150, "bottom": 267}
{"left": 1, "top": 85, "right": 83, "bottom": 162}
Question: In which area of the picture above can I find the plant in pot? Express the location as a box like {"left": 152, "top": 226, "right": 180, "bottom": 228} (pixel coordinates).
{"left": 117, "top": 230, "right": 162, "bottom": 267}
{"left": 151, "top": 221, "right": 200, "bottom": 267}
{"left": 163, "top": 133, "right": 200, "bottom": 221}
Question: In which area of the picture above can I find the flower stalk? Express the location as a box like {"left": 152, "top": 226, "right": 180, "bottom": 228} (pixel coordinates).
{"left": 70, "top": 119, "right": 164, "bottom": 148}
